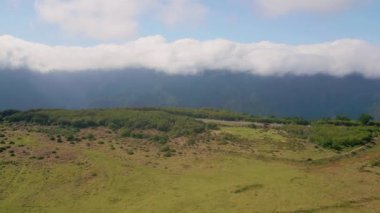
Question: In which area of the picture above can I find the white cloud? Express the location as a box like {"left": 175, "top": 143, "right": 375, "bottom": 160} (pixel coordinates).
{"left": 158, "top": 0, "right": 207, "bottom": 26}
{"left": 250, "top": 0, "right": 371, "bottom": 17}
{"left": 34, "top": 0, "right": 207, "bottom": 40}
{"left": 1, "top": 35, "right": 380, "bottom": 78}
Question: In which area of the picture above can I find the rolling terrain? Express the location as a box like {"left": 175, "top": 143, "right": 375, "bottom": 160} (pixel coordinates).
{"left": 1, "top": 108, "right": 380, "bottom": 212}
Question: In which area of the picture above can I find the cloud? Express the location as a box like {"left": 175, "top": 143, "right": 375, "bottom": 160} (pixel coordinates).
{"left": 250, "top": 0, "right": 371, "bottom": 17}
{"left": 34, "top": 0, "right": 207, "bottom": 40}
{"left": 1, "top": 35, "right": 380, "bottom": 78}
{"left": 157, "top": 0, "right": 207, "bottom": 26}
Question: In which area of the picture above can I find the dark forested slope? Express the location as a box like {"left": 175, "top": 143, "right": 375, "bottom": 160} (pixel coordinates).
{"left": 1, "top": 69, "right": 380, "bottom": 119}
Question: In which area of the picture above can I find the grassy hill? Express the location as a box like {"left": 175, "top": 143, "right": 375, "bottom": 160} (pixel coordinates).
{"left": 1, "top": 108, "right": 380, "bottom": 212}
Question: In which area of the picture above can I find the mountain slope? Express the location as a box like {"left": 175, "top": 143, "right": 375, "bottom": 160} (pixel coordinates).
{"left": 1, "top": 69, "right": 380, "bottom": 119}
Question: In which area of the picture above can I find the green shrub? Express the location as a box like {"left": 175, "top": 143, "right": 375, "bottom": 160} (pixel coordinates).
{"left": 309, "top": 125, "right": 376, "bottom": 150}
{"left": 160, "top": 146, "right": 171, "bottom": 152}
{"left": 84, "top": 133, "right": 95, "bottom": 141}
{"left": 359, "top": 113, "right": 374, "bottom": 126}
{"left": 66, "top": 135, "right": 76, "bottom": 142}
{"left": 120, "top": 128, "right": 131, "bottom": 137}
{"left": 152, "top": 135, "right": 169, "bottom": 144}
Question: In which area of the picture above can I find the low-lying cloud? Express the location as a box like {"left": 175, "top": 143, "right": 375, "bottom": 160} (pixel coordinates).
{"left": 1, "top": 35, "right": 380, "bottom": 78}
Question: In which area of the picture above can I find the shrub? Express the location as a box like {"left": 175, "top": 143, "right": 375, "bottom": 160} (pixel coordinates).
{"left": 84, "top": 133, "right": 95, "bottom": 141}
{"left": 359, "top": 114, "right": 374, "bottom": 126}
{"left": 309, "top": 125, "right": 376, "bottom": 150}
{"left": 66, "top": 135, "right": 76, "bottom": 142}
{"left": 152, "top": 135, "right": 169, "bottom": 144}
{"left": 120, "top": 128, "right": 131, "bottom": 137}
{"left": 130, "top": 132, "right": 146, "bottom": 139}
{"left": 160, "top": 146, "right": 171, "bottom": 152}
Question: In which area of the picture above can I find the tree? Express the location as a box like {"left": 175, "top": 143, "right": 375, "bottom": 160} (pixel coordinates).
{"left": 359, "top": 113, "right": 374, "bottom": 125}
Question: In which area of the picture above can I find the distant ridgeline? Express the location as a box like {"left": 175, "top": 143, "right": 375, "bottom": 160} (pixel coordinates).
{"left": 1, "top": 69, "right": 380, "bottom": 119}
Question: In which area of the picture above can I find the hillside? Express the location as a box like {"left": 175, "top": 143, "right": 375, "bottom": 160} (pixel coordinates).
{"left": 1, "top": 108, "right": 380, "bottom": 212}
{"left": 1, "top": 70, "right": 380, "bottom": 119}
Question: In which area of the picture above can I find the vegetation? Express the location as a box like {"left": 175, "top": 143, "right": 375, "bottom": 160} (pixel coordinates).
{"left": 159, "top": 107, "right": 310, "bottom": 125}
{"left": 309, "top": 125, "right": 376, "bottom": 150}
{"left": 359, "top": 113, "right": 374, "bottom": 125}
{"left": 0, "top": 107, "right": 380, "bottom": 212}
{"left": 369, "top": 159, "right": 380, "bottom": 167}
{"left": 0, "top": 109, "right": 207, "bottom": 137}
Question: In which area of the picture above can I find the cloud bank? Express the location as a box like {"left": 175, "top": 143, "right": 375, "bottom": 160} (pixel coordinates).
{"left": 35, "top": 0, "right": 207, "bottom": 40}
{"left": 1, "top": 35, "right": 380, "bottom": 78}
{"left": 251, "top": 0, "right": 371, "bottom": 17}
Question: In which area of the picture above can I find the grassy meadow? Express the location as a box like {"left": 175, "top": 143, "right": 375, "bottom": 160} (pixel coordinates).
{"left": 1, "top": 109, "right": 380, "bottom": 212}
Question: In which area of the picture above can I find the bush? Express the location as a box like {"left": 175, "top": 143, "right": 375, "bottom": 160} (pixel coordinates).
{"left": 120, "top": 128, "right": 131, "bottom": 137}
{"left": 359, "top": 114, "right": 374, "bottom": 126}
{"left": 159, "top": 146, "right": 176, "bottom": 157}
{"left": 309, "top": 125, "right": 376, "bottom": 150}
{"left": 84, "top": 133, "right": 95, "bottom": 141}
{"left": 152, "top": 135, "right": 169, "bottom": 144}
{"left": 130, "top": 132, "right": 146, "bottom": 139}
{"left": 66, "top": 135, "right": 76, "bottom": 142}
{"left": 160, "top": 146, "right": 171, "bottom": 152}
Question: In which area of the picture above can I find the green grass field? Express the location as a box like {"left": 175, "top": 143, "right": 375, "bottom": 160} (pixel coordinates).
{"left": 1, "top": 111, "right": 380, "bottom": 212}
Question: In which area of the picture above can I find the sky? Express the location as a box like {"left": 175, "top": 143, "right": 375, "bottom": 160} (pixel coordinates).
{"left": 1, "top": 0, "right": 380, "bottom": 77}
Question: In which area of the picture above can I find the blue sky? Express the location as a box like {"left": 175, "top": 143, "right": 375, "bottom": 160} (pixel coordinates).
{"left": 1, "top": 0, "right": 380, "bottom": 45}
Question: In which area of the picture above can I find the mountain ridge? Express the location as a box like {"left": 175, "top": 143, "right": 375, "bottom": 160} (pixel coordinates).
{"left": 1, "top": 69, "right": 380, "bottom": 119}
